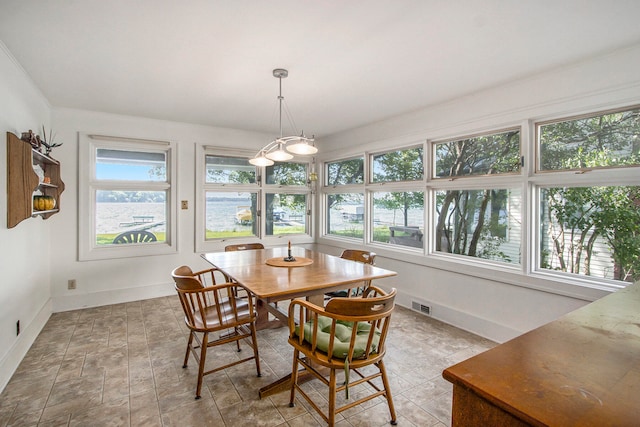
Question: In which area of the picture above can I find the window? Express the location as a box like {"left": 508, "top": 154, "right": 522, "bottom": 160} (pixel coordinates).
{"left": 327, "top": 193, "right": 364, "bottom": 239}
{"left": 372, "top": 191, "right": 424, "bottom": 248}
{"left": 539, "top": 186, "right": 640, "bottom": 282}
{"left": 320, "top": 107, "right": 640, "bottom": 289}
{"left": 324, "top": 157, "right": 365, "bottom": 240}
{"left": 78, "top": 134, "right": 176, "bottom": 260}
{"left": 202, "top": 154, "right": 259, "bottom": 241}
{"left": 372, "top": 147, "right": 423, "bottom": 182}
{"left": 435, "top": 188, "right": 521, "bottom": 264}
{"left": 196, "top": 148, "right": 313, "bottom": 250}
{"left": 266, "top": 162, "right": 307, "bottom": 185}
{"left": 539, "top": 107, "right": 640, "bottom": 171}
{"left": 265, "top": 162, "right": 310, "bottom": 236}
{"left": 205, "top": 155, "right": 256, "bottom": 184}
{"left": 205, "top": 191, "right": 258, "bottom": 239}
{"left": 536, "top": 107, "right": 640, "bottom": 283}
{"left": 324, "top": 135, "right": 520, "bottom": 257}
{"left": 265, "top": 192, "right": 308, "bottom": 236}
{"left": 326, "top": 157, "right": 364, "bottom": 186}
{"left": 431, "top": 129, "right": 522, "bottom": 264}
{"left": 434, "top": 129, "right": 520, "bottom": 178}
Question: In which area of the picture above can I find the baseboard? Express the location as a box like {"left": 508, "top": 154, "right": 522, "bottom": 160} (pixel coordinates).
{"left": 52, "top": 282, "right": 175, "bottom": 312}
{"left": 395, "top": 290, "right": 522, "bottom": 343}
{"left": 0, "top": 298, "right": 52, "bottom": 393}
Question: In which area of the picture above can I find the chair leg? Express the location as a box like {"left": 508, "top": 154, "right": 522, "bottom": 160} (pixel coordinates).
{"left": 328, "top": 367, "right": 337, "bottom": 427}
{"left": 289, "top": 349, "right": 300, "bottom": 407}
{"left": 378, "top": 360, "right": 397, "bottom": 425}
{"left": 195, "top": 332, "right": 208, "bottom": 400}
{"left": 235, "top": 327, "right": 242, "bottom": 352}
{"left": 249, "top": 323, "right": 262, "bottom": 377}
{"left": 183, "top": 332, "right": 194, "bottom": 368}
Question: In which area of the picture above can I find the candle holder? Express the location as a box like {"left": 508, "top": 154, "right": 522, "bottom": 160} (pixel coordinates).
{"left": 284, "top": 246, "right": 296, "bottom": 262}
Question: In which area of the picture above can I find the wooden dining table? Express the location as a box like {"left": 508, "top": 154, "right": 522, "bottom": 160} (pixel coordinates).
{"left": 201, "top": 246, "right": 397, "bottom": 397}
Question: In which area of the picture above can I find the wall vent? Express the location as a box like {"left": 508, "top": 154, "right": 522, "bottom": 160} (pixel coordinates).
{"left": 412, "top": 301, "right": 431, "bottom": 316}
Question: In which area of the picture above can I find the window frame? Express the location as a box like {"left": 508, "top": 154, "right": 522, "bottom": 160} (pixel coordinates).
{"left": 322, "top": 155, "right": 367, "bottom": 242}
{"left": 427, "top": 128, "right": 524, "bottom": 265}
{"left": 536, "top": 105, "right": 640, "bottom": 174}
{"left": 432, "top": 126, "right": 522, "bottom": 180}
{"left": 532, "top": 105, "right": 640, "bottom": 285}
{"left": 78, "top": 133, "right": 177, "bottom": 261}
{"left": 371, "top": 145, "right": 424, "bottom": 184}
{"left": 324, "top": 191, "right": 366, "bottom": 241}
{"left": 320, "top": 107, "right": 640, "bottom": 294}
{"left": 196, "top": 145, "right": 315, "bottom": 252}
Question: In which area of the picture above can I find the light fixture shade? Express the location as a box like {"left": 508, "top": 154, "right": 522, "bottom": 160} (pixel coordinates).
{"left": 265, "top": 144, "right": 294, "bottom": 161}
{"left": 250, "top": 69, "right": 317, "bottom": 165}
{"left": 286, "top": 140, "right": 318, "bottom": 155}
{"left": 249, "top": 154, "right": 275, "bottom": 166}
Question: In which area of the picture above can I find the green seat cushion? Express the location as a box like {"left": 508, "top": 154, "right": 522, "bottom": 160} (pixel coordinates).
{"left": 296, "top": 315, "right": 380, "bottom": 359}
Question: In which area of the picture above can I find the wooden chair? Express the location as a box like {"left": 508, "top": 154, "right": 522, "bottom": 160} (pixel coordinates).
{"left": 224, "top": 242, "right": 265, "bottom": 298}
{"left": 288, "top": 286, "right": 397, "bottom": 426}
{"left": 171, "top": 265, "right": 261, "bottom": 399}
{"left": 326, "top": 249, "right": 376, "bottom": 299}
{"left": 224, "top": 242, "right": 265, "bottom": 251}
{"left": 112, "top": 230, "right": 157, "bottom": 244}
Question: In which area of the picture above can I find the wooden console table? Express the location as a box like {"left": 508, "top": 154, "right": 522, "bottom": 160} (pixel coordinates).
{"left": 443, "top": 282, "right": 640, "bottom": 426}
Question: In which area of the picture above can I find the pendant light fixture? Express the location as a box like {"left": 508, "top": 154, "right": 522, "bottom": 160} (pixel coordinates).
{"left": 249, "top": 69, "right": 317, "bottom": 166}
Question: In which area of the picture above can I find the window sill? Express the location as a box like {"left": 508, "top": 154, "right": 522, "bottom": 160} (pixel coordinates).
{"left": 317, "top": 236, "right": 619, "bottom": 302}
{"left": 79, "top": 243, "right": 177, "bottom": 261}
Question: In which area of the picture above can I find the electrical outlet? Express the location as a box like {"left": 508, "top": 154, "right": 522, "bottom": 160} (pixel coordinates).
{"left": 68, "top": 279, "right": 77, "bottom": 290}
{"left": 181, "top": 200, "right": 188, "bottom": 210}
{"left": 16, "top": 320, "right": 20, "bottom": 336}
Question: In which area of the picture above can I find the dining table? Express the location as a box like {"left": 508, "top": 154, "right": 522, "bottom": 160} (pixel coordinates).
{"left": 201, "top": 246, "right": 398, "bottom": 397}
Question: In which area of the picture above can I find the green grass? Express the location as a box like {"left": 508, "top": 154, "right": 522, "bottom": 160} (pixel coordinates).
{"left": 372, "top": 227, "right": 391, "bottom": 243}
{"left": 205, "top": 225, "right": 307, "bottom": 240}
{"left": 326, "top": 226, "right": 391, "bottom": 242}
{"left": 205, "top": 229, "right": 256, "bottom": 239}
{"left": 97, "top": 225, "right": 386, "bottom": 244}
{"left": 96, "top": 232, "right": 166, "bottom": 245}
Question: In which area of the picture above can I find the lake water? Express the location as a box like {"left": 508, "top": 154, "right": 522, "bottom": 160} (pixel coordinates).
{"left": 96, "top": 200, "right": 424, "bottom": 234}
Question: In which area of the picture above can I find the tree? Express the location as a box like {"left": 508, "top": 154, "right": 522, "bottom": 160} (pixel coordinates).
{"left": 266, "top": 162, "right": 306, "bottom": 185}
{"left": 327, "top": 158, "right": 364, "bottom": 187}
{"left": 434, "top": 131, "right": 520, "bottom": 260}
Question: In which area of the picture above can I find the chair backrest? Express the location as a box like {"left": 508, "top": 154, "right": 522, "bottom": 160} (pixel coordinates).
{"left": 338, "top": 249, "right": 376, "bottom": 297}
{"left": 113, "top": 230, "right": 157, "bottom": 244}
{"left": 290, "top": 286, "right": 396, "bottom": 363}
{"left": 171, "top": 265, "right": 253, "bottom": 331}
{"left": 225, "top": 243, "right": 265, "bottom": 251}
{"left": 340, "top": 249, "right": 376, "bottom": 265}
{"left": 172, "top": 266, "right": 205, "bottom": 291}
{"left": 325, "top": 286, "right": 395, "bottom": 317}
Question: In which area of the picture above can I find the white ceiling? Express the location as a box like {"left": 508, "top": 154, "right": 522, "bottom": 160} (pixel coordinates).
{"left": 1, "top": 1, "right": 640, "bottom": 138}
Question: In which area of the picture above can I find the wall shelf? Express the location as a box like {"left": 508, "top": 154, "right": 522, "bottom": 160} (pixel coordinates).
{"left": 6, "top": 132, "right": 65, "bottom": 228}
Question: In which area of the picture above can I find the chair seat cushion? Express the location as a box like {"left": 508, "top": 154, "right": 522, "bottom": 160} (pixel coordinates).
{"left": 297, "top": 316, "right": 380, "bottom": 359}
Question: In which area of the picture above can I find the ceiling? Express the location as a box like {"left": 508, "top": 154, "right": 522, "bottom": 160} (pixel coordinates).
{"left": 1, "top": 1, "right": 640, "bottom": 138}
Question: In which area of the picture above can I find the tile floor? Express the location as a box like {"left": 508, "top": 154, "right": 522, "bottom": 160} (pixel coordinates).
{"left": 0, "top": 296, "right": 495, "bottom": 426}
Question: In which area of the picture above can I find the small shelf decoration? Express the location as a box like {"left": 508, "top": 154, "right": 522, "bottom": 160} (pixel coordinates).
{"left": 20, "top": 127, "right": 63, "bottom": 155}
{"left": 6, "top": 131, "right": 65, "bottom": 228}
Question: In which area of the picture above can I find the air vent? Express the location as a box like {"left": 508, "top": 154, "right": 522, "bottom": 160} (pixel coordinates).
{"left": 412, "top": 301, "right": 431, "bottom": 316}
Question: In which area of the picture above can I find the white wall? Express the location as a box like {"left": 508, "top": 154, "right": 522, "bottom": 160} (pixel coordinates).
{"left": 48, "top": 108, "right": 272, "bottom": 311}
{"left": 317, "top": 44, "right": 640, "bottom": 342}
{"left": 0, "top": 43, "right": 53, "bottom": 391}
